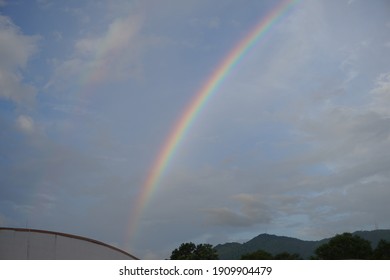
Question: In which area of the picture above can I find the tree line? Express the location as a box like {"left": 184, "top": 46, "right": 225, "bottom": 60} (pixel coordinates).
{"left": 169, "top": 233, "right": 390, "bottom": 260}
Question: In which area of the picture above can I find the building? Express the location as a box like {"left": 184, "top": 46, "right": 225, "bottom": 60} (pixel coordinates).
{"left": 0, "top": 227, "right": 138, "bottom": 260}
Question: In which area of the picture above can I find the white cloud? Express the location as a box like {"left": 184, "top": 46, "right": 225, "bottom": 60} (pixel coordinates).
{"left": 0, "top": 16, "right": 37, "bottom": 72}
{"left": 2, "top": 0, "right": 390, "bottom": 258}
{"left": 16, "top": 115, "right": 35, "bottom": 133}
{"left": 370, "top": 72, "right": 390, "bottom": 114}
{"left": 46, "top": 14, "right": 144, "bottom": 91}
{"left": 0, "top": 68, "right": 36, "bottom": 105}
{"left": 0, "top": 15, "right": 39, "bottom": 106}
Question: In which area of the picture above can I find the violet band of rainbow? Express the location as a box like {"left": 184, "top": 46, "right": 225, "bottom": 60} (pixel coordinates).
{"left": 126, "top": 0, "right": 300, "bottom": 247}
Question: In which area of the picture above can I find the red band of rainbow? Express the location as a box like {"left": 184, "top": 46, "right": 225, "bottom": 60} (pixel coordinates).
{"left": 127, "top": 0, "right": 300, "bottom": 248}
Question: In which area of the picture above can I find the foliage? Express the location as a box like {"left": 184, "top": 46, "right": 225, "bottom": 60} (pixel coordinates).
{"left": 314, "top": 233, "right": 373, "bottom": 260}
{"left": 170, "top": 242, "right": 219, "bottom": 260}
{"left": 274, "top": 252, "right": 301, "bottom": 260}
{"left": 372, "top": 239, "right": 390, "bottom": 260}
{"left": 240, "top": 249, "right": 273, "bottom": 260}
{"left": 240, "top": 249, "right": 301, "bottom": 260}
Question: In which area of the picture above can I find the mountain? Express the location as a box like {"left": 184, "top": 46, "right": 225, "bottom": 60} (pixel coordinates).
{"left": 214, "top": 229, "right": 390, "bottom": 259}
{"left": 353, "top": 229, "right": 390, "bottom": 247}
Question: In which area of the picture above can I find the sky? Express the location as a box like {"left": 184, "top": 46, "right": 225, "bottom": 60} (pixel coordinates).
{"left": 1, "top": 0, "right": 390, "bottom": 259}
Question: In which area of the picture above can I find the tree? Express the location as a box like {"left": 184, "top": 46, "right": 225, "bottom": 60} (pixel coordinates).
{"left": 274, "top": 252, "right": 301, "bottom": 260}
{"left": 373, "top": 239, "right": 390, "bottom": 260}
{"left": 314, "top": 233, "right": 372, "bottom": 260}
{"left": 170, "top": 242, "right": 219, "bottom": 260}
{"left": 240, "top": 249, "right": 273, "bottom": 260}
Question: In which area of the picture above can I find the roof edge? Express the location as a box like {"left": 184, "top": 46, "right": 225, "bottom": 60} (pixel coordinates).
{"left": 0, "top": 227, "right": 138, "bottom": 260}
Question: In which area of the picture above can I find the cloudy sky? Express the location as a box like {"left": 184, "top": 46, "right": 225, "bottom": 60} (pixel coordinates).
{"left": 1, "top": 0, "right": 390, "bottom": 259}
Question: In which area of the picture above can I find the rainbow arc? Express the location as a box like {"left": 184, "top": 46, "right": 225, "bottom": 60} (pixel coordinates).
{"left": 127, "top": 0, "right": 300, "bottom": 246}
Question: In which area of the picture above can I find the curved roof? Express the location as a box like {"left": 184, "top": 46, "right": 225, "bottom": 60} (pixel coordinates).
{"left": 0, "top": 227, "right": 138, "bottom": 260}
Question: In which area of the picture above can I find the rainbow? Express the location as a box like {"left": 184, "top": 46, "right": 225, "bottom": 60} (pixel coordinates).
{"left": 127, "top": 0, "right": 299, "bottom": 244}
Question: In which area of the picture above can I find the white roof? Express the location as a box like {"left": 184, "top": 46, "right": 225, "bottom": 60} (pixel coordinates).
{"left": 0, "top": 227, "right": 138, "bottom": 260}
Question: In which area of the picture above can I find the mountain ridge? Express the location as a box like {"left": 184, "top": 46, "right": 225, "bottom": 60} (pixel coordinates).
{"left": 214, "top": 229, "right": 390, "bottom": 259}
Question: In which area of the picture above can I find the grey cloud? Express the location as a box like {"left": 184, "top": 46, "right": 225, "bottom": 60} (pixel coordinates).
{"left": 205, "top": 208, "right": 257, "bottom": 227}
{"left": 2, "top": 0, "right": 390, "bottom": 260}
{"left": 204, "top": 193, "right": 271, "bottom": 227}
{"left": 267, "top": 71, "right": 390, "bottom": 238}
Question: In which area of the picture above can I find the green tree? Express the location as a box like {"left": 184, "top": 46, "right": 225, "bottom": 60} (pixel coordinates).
{"left": 240, "top": 249, "right": 273, "bottom": 260}
{"left": 314, "top": 233, "right": 372, "bottom": 260}
{"left": 373, "top": 239, "right": 390, "bottom": 260}
{"left": 274, "top": 252, "right": 301, "bottom": 260}
{"left": 170, "top": 242, "right": 219, "bottom": 260}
